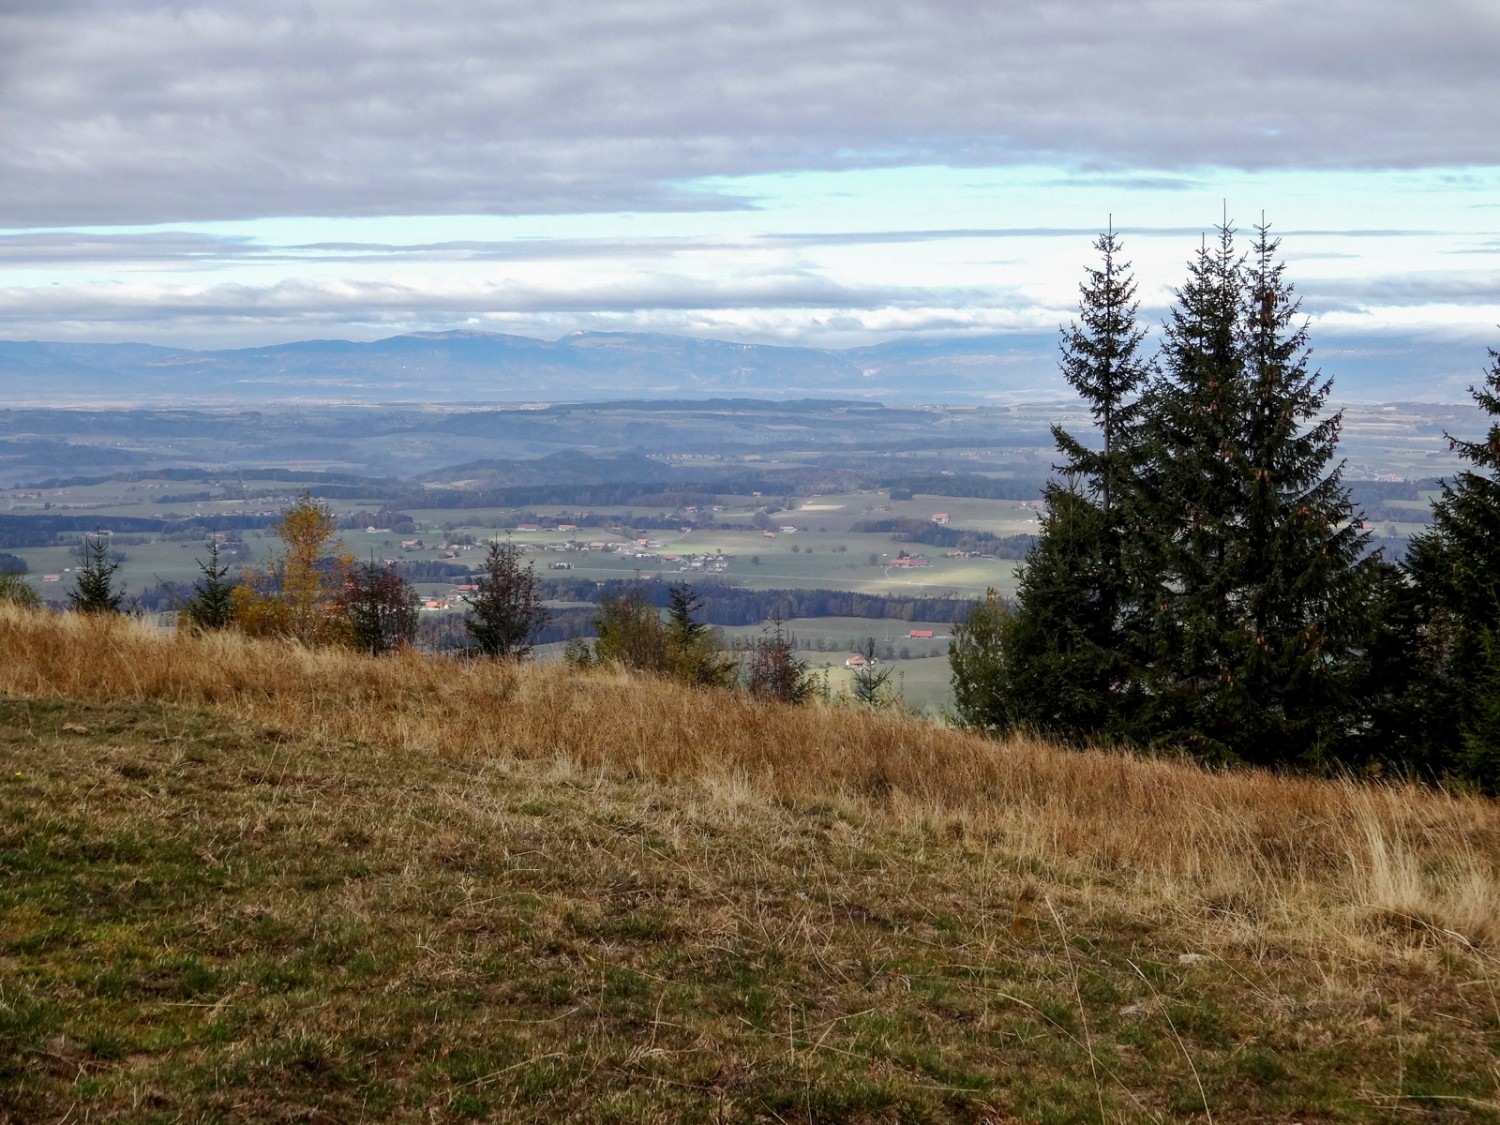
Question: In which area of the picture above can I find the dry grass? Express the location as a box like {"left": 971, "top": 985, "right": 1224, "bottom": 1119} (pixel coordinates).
{"left": 6, "top": 604, "right": 1500, "bottom": 1121}
{"left": 4, "top": 603, "right": 1496, "bottom": 964}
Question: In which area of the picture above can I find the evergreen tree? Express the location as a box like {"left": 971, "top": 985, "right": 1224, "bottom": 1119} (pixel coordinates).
{"left": 992, "top": 487, "right": 1121, "bottom": 738}
{"left": 1053, "top": 224, "right": 1153, "bottom": 522}
{"left": 67, "top": 532, "right": 125, "bottom": 615}
{"left": 850, "top": 636, "right": 896, "bottom": 707}
{"left": 465, "top": 539, "right": 549, "bottom": 659}
{"left": 951, "top": 227, "right": 1149, "bottom": 740}
{"left": 181, "top": 538, "right": 236, "bottom": 630}
{"left": 1126, "top": 223, "right": 1248, "bottom": 758}
{"left": 1404, "top": 344, "right": 1500, "bottom": 787}
{"left": 1130, "top": 220, "right": 1375, "bottom": 765}
{"left": 664, "top": 581, "right": 736, "bottom": 688}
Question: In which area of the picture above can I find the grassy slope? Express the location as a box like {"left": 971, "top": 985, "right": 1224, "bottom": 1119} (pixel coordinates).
{"left": 2, "top": 607, "right": 1500, "bottom": 1123}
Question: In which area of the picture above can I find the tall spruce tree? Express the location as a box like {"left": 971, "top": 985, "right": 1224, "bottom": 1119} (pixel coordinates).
{"left": 1404, "top": 344, "right": 1500, "bottom": 788}
{"left": 1053, "top": 224, "right": 1153, "bottom": 524}
{"left": 1127, "top": 223, "right": 1248, "bottom": 758}
{"left": 954, "top": 226, "right": 1150, "bottom": 740}
{"left": 1130, "top": 220, "right": 1374, "bottom": 766}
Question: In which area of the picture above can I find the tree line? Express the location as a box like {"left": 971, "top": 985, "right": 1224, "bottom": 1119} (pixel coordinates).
{"left": 949, "top": 220, "right": 1500, "bottom": 790}
{"left": 539, "top": 576, "right": 970, "bottom": 628}
{"left": 0, "top": 513, "right": 282, "bottom": 549}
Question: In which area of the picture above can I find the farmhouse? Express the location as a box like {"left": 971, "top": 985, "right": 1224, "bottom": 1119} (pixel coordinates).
{"left": 844, "top": 654, "right": 869, "bottom": 669}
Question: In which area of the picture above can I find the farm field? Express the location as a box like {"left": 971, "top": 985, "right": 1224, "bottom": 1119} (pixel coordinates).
{"left": 4, "top": 487, "right": 1031, "bottom": 602}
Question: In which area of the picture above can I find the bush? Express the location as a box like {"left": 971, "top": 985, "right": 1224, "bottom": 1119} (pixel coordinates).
{"left": 343, "top": 562, "right": 420, "bottom": 655}
{"left": 745, "top": 619, "right": 817, "bottom": 705}
{"left": 464, "top": 540, "right": 549, "bottom": 659}
{"left": 0, "top": 572, "right": 39, "bottom": 610}
{"left": 948, "top": 589, "right": 1013, "bottom": 733}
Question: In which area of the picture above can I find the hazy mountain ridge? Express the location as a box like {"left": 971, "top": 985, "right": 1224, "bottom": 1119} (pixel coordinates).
{"left": 1, "top": 327, "right": 1485, "bottom": 405}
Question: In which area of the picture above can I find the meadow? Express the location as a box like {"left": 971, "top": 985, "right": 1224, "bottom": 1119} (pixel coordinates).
{"left": 3, "top": 604, "right": 1499, "bottom": 1121}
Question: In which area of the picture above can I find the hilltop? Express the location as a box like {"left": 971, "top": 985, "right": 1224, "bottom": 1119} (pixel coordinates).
{"left": 3, "top": 605, "right": 1499, "bottom": 1122}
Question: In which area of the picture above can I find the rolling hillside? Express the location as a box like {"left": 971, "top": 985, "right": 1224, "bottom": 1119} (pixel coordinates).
{"left": 3, "top": 605, "right": 1499, "bottom": 1121}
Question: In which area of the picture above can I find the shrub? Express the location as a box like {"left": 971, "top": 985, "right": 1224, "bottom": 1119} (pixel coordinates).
{"left": 464, "top": 539, "right": 549, "bottom": 659}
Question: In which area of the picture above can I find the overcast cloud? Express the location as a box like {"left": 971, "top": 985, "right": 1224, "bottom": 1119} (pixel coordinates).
{"left": 4, "top": 0, "right": 1499, "bottom": 226}
{"left": 0, "top": 0, "right": 1497, "bottom": 361}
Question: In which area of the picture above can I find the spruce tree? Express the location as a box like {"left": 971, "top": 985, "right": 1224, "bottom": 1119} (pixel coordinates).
{"left": 1404, "top": 344, "right": 1500, "bottom": 787}
{"left": 954, "top": 226, "right": 1150, "bottom": 741}
{"left": 182, "top": 538, "right": 236, "bottom": 630}
{"left": 994, "top": 486, "right": 1118, "bottom": 738}
{"left": 67, "top": 532, "right": 125, "bottom": 615}
{"left": 850, "top": 636, "right": 896, "bottom": 707}
{"left": 1131, "top": 220, "right": 1375, "bottom": 765}
{"left": 1053, "top": 224, "right": 1153, "bottom": 523}
{"left": 1128, "top": 224, "right": 1247, "bottom": 757}
{"left": 664, "top": 581, "right": 736, "bottom": 688}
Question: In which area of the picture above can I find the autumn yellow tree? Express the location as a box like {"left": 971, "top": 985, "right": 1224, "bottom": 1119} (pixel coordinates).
{"left": 231, "top": 492, "right": 354, "bottom": 645}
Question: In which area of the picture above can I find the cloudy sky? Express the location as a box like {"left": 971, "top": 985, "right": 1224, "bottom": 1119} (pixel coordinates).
{"left": 2, "top": 0, "right": 1498, "bottom": 365}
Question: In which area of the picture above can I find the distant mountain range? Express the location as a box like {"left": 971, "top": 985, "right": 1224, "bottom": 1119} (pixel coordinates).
{"left": 0, "top": 328, "right": 1485, "bottom": 405}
